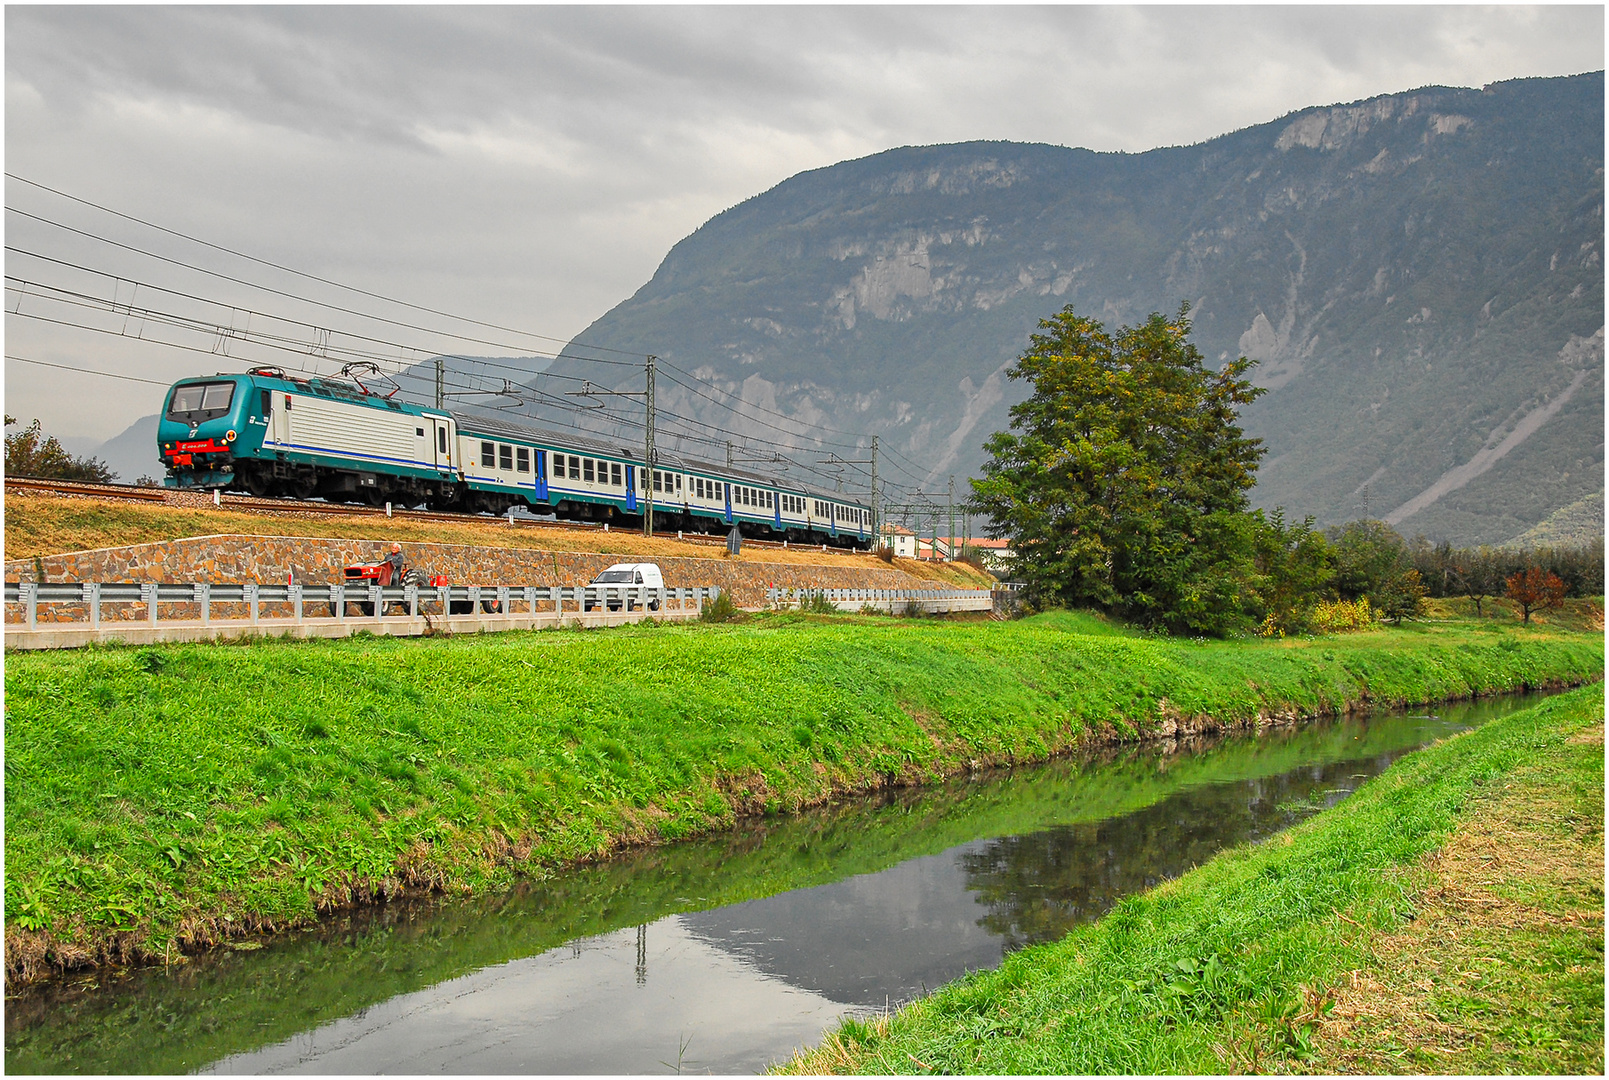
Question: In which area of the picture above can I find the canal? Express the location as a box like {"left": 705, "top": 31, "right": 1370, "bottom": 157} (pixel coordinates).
{"left": 5, "top": 694, "right": 1542, "bottom": 1074}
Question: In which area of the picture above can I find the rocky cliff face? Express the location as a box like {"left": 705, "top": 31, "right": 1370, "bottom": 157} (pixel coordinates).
{"left": 547, "top": 72, "right": 1603, "bottom": 545}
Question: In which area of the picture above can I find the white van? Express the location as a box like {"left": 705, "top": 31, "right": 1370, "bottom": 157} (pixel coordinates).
{"left": 585, "top": 563, "right": 665, "bottom": 611}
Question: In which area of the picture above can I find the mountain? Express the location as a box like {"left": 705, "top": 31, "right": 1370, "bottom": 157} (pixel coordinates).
{"left": 544, "top": 72, "right": 1601, "bottom": 546}
{"left": 87, "top": 413, "right": 162, "bottom": 483}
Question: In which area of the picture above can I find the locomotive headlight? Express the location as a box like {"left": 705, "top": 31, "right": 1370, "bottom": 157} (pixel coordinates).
{"left": 225, "top": 429, "right": 237, "bottom": 442}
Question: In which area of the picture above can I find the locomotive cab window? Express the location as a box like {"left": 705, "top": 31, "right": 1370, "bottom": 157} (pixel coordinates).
{"left": 166, "top": 381, "right": 235, "bottom": 423}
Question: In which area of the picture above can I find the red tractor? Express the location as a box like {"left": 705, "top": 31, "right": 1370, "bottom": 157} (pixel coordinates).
{"left": 338, "top": 550, "right": 498, "bottom": 616}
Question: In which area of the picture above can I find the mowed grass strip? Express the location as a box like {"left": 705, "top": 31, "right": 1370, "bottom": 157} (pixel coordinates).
{"left": 777, "top": 683, "right": 1605, "bottom": 1076}
{"left": 4, "top": 610, "right": 1600, "bottom": 984}
{"left": 1298, "top": 711, "right": 1604, "bottom": 1075}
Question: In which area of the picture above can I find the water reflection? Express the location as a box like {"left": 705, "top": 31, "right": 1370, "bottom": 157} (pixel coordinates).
{"left": 6, "top": 697, "right": 1535, "bottom": 1074}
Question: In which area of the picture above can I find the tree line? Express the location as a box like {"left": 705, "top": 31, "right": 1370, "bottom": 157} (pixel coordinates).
{"left": 972, "top": 305, "right": 1603, "bottom": 636}
{"left": 5, "top": 415, "right": 116, "bottom": 483}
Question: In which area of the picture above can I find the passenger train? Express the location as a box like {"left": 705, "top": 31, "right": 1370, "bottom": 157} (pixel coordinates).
{"left": 156, "top": 366, "right": 873, "bottom": 547}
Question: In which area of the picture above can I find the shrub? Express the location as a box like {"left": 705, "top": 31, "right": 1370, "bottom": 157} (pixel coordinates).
{"left": 802, "top": 591, "right": 838, "bottom": 615}
{"left": 1311, "top": 597, "right": 1376, "bottom": 634}
{"left": 699, "top": 589, "right": 739, "bottom": 623}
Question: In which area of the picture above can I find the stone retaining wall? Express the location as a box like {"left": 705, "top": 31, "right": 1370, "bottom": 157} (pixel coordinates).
{"left": 5, "top": 534, "right": 951, "bottom": 623}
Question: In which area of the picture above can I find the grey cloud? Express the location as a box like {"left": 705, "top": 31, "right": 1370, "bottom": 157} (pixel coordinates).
{"left": 3, "top": 5, "right": 1601, "bottom": 443}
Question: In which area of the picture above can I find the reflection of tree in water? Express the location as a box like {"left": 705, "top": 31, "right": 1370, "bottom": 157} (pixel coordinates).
{"left": 959, "top": 766, "right": 1352, "bottom": 950}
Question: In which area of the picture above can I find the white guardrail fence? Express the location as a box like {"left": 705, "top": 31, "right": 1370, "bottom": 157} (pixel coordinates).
{"left": 2, "top": 581, "right": 720, "bottom": 649}
{"left": 3, "top": 581, "right": 1012, "bottom": 648}
{"left": 767, "top": 586, "right": 994, "bottom": 614}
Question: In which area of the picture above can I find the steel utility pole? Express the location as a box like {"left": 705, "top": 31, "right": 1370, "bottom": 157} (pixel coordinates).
{"left": 434, "top": 357, "right": 445, "bottom": 410}
{"left": 870, "top": 435, "right": 879, "bottom": 547}
{"left": 948, "top": 475, "right": 955, "bottom": 561}
{"left": 643, "top": 354, "right": 657, "bottom": 536}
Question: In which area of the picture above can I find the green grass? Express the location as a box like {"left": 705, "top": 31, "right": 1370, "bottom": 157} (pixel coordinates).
{"left": 778, "top": 684, "right": 1605, "bottom": 1075}
{"left": 5, "top": 610, "right": 1600, "bottom": 981}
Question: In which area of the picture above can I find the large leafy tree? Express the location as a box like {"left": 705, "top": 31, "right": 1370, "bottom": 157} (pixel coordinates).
{"left": 971, "top": 305, "right": 1266, "bottom": 634}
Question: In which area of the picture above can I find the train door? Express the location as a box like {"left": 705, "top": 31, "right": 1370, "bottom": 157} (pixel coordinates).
{"left": 271, "top": 390, "right": 293, "bottom": 447}
{"left": 536, "top": 450, "right": 549, "bottom": 501}
{"left": 428, "top": 417, "right": 453, "bottom": 471}
{"left": 723, "top": 482, "right": 733, "bottom": 524}
{"left": 625, "top": 465, "right": 637, "bottom": 512}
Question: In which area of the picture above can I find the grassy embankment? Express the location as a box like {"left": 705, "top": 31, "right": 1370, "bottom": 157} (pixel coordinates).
{"left": 4, "top": 603, "right": 1600, "bottom": 984}
{"left": 780, "top": 684, "right": 1605, "bottom": 1075}
{"left": 3, "top": 491, "right": 988, "bottom": 586}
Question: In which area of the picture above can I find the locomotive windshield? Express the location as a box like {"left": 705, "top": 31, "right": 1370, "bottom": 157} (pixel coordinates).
{"left": 166, "top": 381, "right": 235, "bottom": 424}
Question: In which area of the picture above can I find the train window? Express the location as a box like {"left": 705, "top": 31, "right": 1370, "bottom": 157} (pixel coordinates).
{"left": 438, "top": 428, "right": 448, "bottom": 454}
{"left": 517, "top": 448, "right": 530, "bottom": 473}
{"left": 552, "top": 453, "right": 564, "bottom": 477}
{"left": 676, "top": 475, "right": 682, "bottom": 492}
{"left": 416, "top": 427, "right": 425, "bottom": 438}
{"left": 261, "top": 390, "right": 273, "bottom": 415}
{"left": 611, "top": 463, "right": 622, "bottom": 486}
{"left": 652, "top": 471, "right": 662, "bottom": 493}
{"left": 481, "top": 442, "right": 495, "bottom": 467}
{"left": 499, "top": 444, "right": 514, "bottom": 470}
{"left": 583, "top": 459, "right": 595, "bottom": 483}
{"left": 166, "top": 381, "right": 235, "bottom": 423}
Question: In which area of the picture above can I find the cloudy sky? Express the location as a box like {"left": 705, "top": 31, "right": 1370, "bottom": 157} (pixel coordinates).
{"left": 5, "top": 5, "right": 1602, "bottom": 455}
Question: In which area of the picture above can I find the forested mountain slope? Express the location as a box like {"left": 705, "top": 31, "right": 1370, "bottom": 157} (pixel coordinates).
{"left": 550, "top": 72, "right": 1602, "bottom": 546}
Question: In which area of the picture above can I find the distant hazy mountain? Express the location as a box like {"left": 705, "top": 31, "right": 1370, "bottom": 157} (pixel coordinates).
{"left": 544, "top": 72, "right": 1600, "bottom": 546}
{"left": 87, "top": 413, "right": 161, "bottom": 483}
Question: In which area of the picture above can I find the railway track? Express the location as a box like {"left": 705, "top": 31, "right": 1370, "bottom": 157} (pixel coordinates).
{"left": 5, "top": 476, "right": 871, "bottom": 555}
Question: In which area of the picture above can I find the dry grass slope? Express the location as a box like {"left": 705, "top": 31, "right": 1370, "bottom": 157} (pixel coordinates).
{"left": 3, "top": 490, "right": 991, "bottom": 587}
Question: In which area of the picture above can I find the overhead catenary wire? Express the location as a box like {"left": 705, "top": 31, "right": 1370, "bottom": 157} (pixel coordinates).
{"left": 5, "top": 353, "right": 173, "bottom": 387}
{"left": 4, "top": 210, "right": 643, "bottom": 370}
{"left": 6, "top": 256, "right": 898, "bottom": 477}
{"left": 6, "top": 180, "right": 905, "bottom": 499}
{"left": 7, "top": 171, "right": 648, "bottom": 359}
